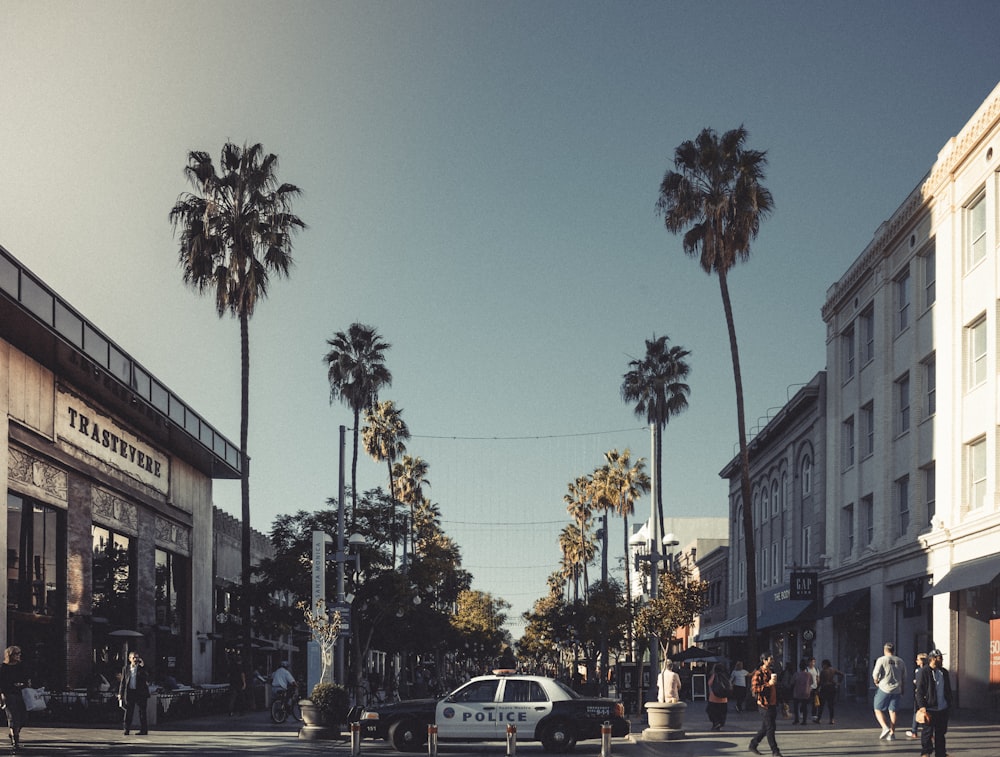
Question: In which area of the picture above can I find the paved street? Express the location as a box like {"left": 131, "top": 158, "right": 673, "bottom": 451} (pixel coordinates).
{"left": 18, "top": 699, "right": 999, "bottom": 755}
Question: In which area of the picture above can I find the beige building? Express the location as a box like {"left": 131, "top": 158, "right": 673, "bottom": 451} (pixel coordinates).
{"left": 822, "top": 80, "right": 1000, "bottom": 709}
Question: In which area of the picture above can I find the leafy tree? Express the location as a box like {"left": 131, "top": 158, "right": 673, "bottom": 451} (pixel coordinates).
{"left": 323, "top": 323, "right": 392, "bottom": 528}
{"left": 169, "top": 141, "right": 305, "bottom": 665}
{"left": 655, "top": 125, "right": 773, "bottom": 665}
{"left": 620, "top": 335, "right": 690, "bottom": 544}
{"left": 635, "top": 563, "right": 710, "bottom": 657}
{"left": 451, "top": 590, "right": 512, "bottom": 673}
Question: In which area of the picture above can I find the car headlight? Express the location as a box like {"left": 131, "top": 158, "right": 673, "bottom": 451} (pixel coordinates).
{"left": 362, "top": 711, "right": 380, "bottom": 720}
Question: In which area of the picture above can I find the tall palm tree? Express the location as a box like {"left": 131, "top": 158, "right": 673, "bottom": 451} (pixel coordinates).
{"left": 593, "top": 448, "right": 650, "bottom": 659}
{"left": 655, "top": 125, "right": 774, "bottom": 667}
{"left": 620, "top": 335, "right": 691, "bottom": 541}
{"left": 362, "top": 399, "right": 409, "bottom": 561}
{"left": 392, "top": 455, "right": 430, "bottom": 564}
{"left": 169, "top": 141, "right": 305, "bottom": 665}
{"left": 324, "top": 323, "right": 392, "bottom": 527}
{"left": 563, "top": 475, "right": 595, "bottom": 603}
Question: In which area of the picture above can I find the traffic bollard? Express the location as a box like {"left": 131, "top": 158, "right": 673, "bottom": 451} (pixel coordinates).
{"left": 350, "top": 722, "right": 361, "bottom": 756}
{"left": 600, "top": 721, "right": 612, "bottom": 757}
{"left": 427, "top": 723, "right": 438, "bottom": 756}
{"left": 505, "top": 724, "right": 517, "bottom": 756}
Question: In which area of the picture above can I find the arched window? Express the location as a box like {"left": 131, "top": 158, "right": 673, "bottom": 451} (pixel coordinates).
{"left": 771, "top": 480, "right": 780, "bottom": 516}
{"left": 761, "top": 486, "right": 770, "bottom": 521}
{"left": 801, "top": 454, "right": 813, "bottom": 495}
{"left": 781, "top": 473, "right": 789, "bottom": 510}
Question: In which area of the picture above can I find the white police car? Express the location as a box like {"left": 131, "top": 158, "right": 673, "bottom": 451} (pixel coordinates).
{"left": 359, "top": 671, "right": 629, "bottom": 752}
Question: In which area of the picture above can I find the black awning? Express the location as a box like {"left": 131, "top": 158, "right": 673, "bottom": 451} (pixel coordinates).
{"left": 928, "top": 553, "right": 1000, "bottom": 596}
{"left": 757, "top": 599, "right": 814, "bottom": 630}
{"left": 818, "top": 587, "right": 870, "bottom": 618}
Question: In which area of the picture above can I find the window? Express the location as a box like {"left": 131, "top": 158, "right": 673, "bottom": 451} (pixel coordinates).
{"left": 967, "top": 191, "right": 986, "bottom": 269}
{"left": 155, "top": 549, "right": 188, "bottom": 636}
{"left": 92, "top": 525, "right": 134, "bottom": 627}
{"left": 7, "top": 493, "right": 65, "bottom": 616}
{"left": 969, "top": 437, "right": 987, "bottom": 510}
{"left": 843, "top": 326, "right": 856, "bottom": 379}
{"left": 924, "top": 356, "right": 936, "bottom": 416}
{"left": 896, "top": 268, "right": 911, "bottom": 333}
{"left": 761, "top": 546, "right": 768, "bottom": 587}
{"left": 771, "top": 542, "right": 779, "bottom": 585}
{"left": 801, "top": 455, "right": 812, "bottom": 495}
{"left": 771, "top": 480, "right": 780, "bottom": 517}
{"left": 969, "top": 317, "right": 987, "bottom": 389}
{"left": 862, "top": 494, "right": 874, "bottom": 545}
{"left": 896, "top": 476, "right": 910, "bottom": 536}
{"left": 761, "top": 487, "right": 769, "bottom": 522}
{"left": 842, "top": 503, "right": 855, "bottom": 556}
{"left": 896, "top": 373, "right": 910, "bottom": 434}
{"left": 843, "top": 416, "right": 855, "bottom": 468}
{"left": 924, "top": 464, "right": 936, "bottom": 526}
{"left": 862, "top": 403, "right": 875, "bottom": 457}
{"left": 861, "top": 307, "right": 875, "bottom": 363}
{"left": 781, "top": 473, "right": 789, "bottom": 511}
{"left": 923, "top": 246, "right": 936, "bottom": 307}
{"left": 801, "top": 525, "right": 812, "bottom": 566}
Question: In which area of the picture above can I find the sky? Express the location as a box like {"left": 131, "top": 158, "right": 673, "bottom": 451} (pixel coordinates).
{"left": 3, "top": 1, "right": 1000, "bottom": 636}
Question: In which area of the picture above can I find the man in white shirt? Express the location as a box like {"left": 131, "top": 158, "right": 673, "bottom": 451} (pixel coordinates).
{"left": 271, "top": 662, "right": 296, "bottom": 694}
{"left": 871, "top": 642, "right": 906, "bottom": 741}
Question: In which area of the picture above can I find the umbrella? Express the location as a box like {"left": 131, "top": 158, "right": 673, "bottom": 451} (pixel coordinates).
{"left": 108, "top": 629, "right": 145, "bottom": 658}
{"left": 670, "top": 646, "right": 715, "bottom": 661}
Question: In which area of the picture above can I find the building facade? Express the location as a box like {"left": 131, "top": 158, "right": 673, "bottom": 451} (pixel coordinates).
{"left": 822, "top": 81, "right": 1000, "bottom": 711}
{"left": 1, "top": 244, "right": 240, "bottom": 689}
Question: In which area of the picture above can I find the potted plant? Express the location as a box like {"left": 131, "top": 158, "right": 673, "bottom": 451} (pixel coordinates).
{"left": 302, "top": 682, "right": 349, "bottom": 727}
{"left": 296, "top": 599, "right": 345, "bottom": 740}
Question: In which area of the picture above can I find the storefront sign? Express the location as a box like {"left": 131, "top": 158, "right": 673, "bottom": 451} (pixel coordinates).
{"left": 903, "top": 580, "right": 923, "bottom": 618}
{"left": 991, "top": 619, "right": 1000, "bottom": 686}
{"left": 56, "top": 391, "right": 169, "bottom": 494}
{"left": 790, "top": 571, "right": 818, "bottom": 601}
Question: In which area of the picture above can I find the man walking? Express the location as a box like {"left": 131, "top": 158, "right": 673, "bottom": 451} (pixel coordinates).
{"left": 915, "top": 649, "right": 952, "bottom": 757}
{"left": 871, "top": 641, "right": 906, "bottom": 741}
{"left": 118, "top": 652, "right": 150, "bottom": 736}
{"left": 748, "top": 653, "right": 782, "bottom": 757}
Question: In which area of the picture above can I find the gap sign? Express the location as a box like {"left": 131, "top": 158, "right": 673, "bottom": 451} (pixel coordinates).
{"left": 790, "top": 571, "right": 817, "bottom": 601}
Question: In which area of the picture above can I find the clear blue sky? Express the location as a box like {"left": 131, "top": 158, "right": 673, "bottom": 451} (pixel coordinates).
{"left": 3, "top": 1, "right": 999, "bottom": 634}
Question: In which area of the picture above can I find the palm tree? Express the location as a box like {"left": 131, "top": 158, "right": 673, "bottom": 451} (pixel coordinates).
{"left": 362, "top": 399, "right": 409, "bottom": 561}
{"left": 593, "top": 448, "right": 650, "bottom": 659}
{"left": 324, "top": 323, "right": 392, "bottom": 527}
{"left": 169, "top": 141, "right": 305, "bottom": 666}
{"left": 392, "top": 455, "right": 430, "bottom": 564}
{"left": 563, "top": 475, "right": 595, "bottom": 603}
{"left": 620, "top": 335, "right": 691, "bottom": 541}
{"left": 655, "top": 125, "right": 774, "bottom": 667}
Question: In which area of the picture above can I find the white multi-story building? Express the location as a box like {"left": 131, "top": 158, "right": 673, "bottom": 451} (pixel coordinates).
{"left": 821, "top": 80, "right": 1000, "bottom": 709}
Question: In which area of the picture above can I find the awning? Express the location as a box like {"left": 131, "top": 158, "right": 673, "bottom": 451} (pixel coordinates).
{"left": 928, "top": 553, "right": 1000, "bottom": 596}
{"left": 818, "top": 587, "right": 870, "bottom": 618}
{"left": 757, "top": 599, "right": 814, "bottom": 630}
{"left": 695, "top": 615, "right": 747, "bottom": 641}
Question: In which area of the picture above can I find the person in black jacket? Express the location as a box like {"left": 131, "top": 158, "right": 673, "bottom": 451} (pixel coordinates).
{"left": 118, "top": 652, "right": 151, "bottom": 735}
{"left": 914, "top": 649, "right": 952, "bottom": 757}
{"left": 0, "top": 646, "right": 29, "bottom": 753}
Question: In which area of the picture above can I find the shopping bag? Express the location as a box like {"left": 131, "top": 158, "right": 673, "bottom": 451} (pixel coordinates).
{"left": 21, "top": 688, "right": 46, "bottom": 712}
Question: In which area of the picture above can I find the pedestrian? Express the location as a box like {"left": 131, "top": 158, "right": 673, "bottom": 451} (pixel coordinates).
{"left": 118, "top": 651, "right": 150, "bottom": 736}
{"left": 730, "top": 661, "right": 749, "bottom": 712}
{"left": 707, "top": 662, "right": 731, "bottom": 731}
{"left": 0, "top": 646, "right": 29, "bottom": 753}
{"left": 817, "top": 659, "right": 844, "bottom": 724}
{"left": 871, "top": 641, "right": 906, "bottom": 741}
{"left": 906, "top": 652, "right": 929, "bottom": 739}
{"left": 915, "top": 649, "right": 952, "bottom": 757}
{"left": 748, "top": 653, "right": 783, "bottom": 757}
{"left": 776, "top": 660, "right": 793, "bottom": 718}
{"left": 656, "top": 658, "right": 681, "bottom": 703}
{"left": 791, "top": 658, "right": 811, "bottom": 725}
{"left": 226, "top": 650, "right": 247, "bottom": 716}
{"left": 806, "top": 657, "right": 820, "bottom": 722}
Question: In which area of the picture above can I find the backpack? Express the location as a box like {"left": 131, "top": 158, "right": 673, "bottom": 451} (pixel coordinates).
{"left": 711, "top": 672, "right": 733, "bottom": 698}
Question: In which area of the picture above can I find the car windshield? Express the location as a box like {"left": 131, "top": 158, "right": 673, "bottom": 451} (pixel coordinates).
{"left": 552, "top": 679, "right": 581, "bottom": 699}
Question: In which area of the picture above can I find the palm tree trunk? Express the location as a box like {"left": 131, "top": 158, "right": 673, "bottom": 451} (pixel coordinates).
{"left": 718, "top": 269, "right": 758, "bottom": 667}
{"left": 654, "top": 424, "right": 665, "bottom": 542}
{"left": 623, "top": 511, "right": 633, "bottom": 661}
{"left": 239, "top": 310, "right": 253, "bottom": 673}
{"left": 350, "top": 410, "right": 360, "bottom": 529}
{"left": 387, "top": 458, "right": 397, "bottom": 565}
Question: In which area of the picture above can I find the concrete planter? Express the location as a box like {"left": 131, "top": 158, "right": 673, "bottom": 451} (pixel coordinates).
{"left": 642, "top": 701, "right": 686, "bottom": 741}
{"left": 298, "top": 701, "right": 340, "bottom": 740}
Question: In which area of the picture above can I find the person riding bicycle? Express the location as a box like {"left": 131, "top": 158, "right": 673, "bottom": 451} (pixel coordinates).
{"left": 271, "top": 661, "right": 296, "bottom": 700}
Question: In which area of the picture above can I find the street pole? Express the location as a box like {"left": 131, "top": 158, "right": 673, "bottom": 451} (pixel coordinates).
{"left": 336, "top": 423, "right": 346, "bottom": 686}
{"left": 647, "top": 422, "right": 659, "bottom": 702}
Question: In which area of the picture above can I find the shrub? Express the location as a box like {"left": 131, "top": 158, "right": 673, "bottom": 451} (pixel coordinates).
{"left": 309, "top": 682, "right": 349, "bottom": 724}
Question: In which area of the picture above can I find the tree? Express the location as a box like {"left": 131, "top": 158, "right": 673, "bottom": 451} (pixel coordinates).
{"left": 563, "top": 475, "right": 595, "bottom": 603}
{"left": 324, "top": 323, "right": 392, "bottom": 528}
{"left": 169, "top": 141, "right": 305, "bottom": 667}
{"left": 393, "top": 455, "right": 430, "bottom": 562}
{"left": 620, "top": 335, "right": 691, "bottom": 540}
{"left": 635, "top": 563, "right": 710, "bottom": 659}
{"left": 655, "top": 125, "right": 774, "bottom": 666}
{"left": 592, "top": 449, "right": 650, "bottom": 660}
{"left": 362, "top": 400, "right": 409, "bottom": 562}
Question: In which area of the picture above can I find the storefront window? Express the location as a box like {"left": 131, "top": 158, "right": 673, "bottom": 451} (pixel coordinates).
{"left": 92, "top": 525, "right": 134, "bottom": 627}
{"left": 155, "top": 548, "right": 187, "bottom": 635}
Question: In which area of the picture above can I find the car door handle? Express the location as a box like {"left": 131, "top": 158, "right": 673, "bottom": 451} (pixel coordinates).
{"left": 533, "top": 706, "right": 546, "bottom": 711}
{"left": 482, "top": 706, "right": 495, "bottom": 710}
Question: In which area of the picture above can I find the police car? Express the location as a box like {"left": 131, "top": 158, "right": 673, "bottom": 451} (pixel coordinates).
{"left": 358, "top": 671, "right": 629, "bottom": 752}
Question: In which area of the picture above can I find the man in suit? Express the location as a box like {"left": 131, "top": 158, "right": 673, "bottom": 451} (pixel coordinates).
{"left": 118, "top": 652, "right": 150, "bottom": 735}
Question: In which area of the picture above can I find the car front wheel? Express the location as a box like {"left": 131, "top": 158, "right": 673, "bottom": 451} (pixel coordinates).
{"left": 389, "top": 717, "right": 426, "bottom": 752}
{"left": 540, "top": 720, "right": 577, "bottom": 752}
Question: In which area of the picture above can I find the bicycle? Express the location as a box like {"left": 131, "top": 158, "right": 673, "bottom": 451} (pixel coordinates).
{"left": 270, "top": 685, "right": 302, "bottom": 723}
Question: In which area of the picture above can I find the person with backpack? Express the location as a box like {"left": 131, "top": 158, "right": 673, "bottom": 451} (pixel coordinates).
{"left": 748, "top": 653, "right": 783, "bottom": 756}
{"left": 707, "top": 662, "right": 732, "bottom": 730}
{"left": 871, "top": 641, "right": 906, "bottom": 741}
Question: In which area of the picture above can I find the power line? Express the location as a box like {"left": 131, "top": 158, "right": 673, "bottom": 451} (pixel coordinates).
{"left": 410, "top": 426, "right": 646, "bottom": 441}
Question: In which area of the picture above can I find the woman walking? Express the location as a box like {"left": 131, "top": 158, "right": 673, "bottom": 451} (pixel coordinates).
{"left": 707, "top": 662, "right": 731, "bottom": 731}
{"left": 0, "top": 646, "right": 29, "bottom": 753}
{"left": 791, "top": 659, "right": 812, "bottom": 725}
{"left": 817, "top": 659, "right": 844, "bottom": 724}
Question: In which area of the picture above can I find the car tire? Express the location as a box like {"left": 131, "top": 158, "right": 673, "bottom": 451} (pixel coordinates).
{"left": 389, "top": 717, "right": 426, "bottom": 752}
{"left": 540, "top": 720, "right": 576, "bottom": 752}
